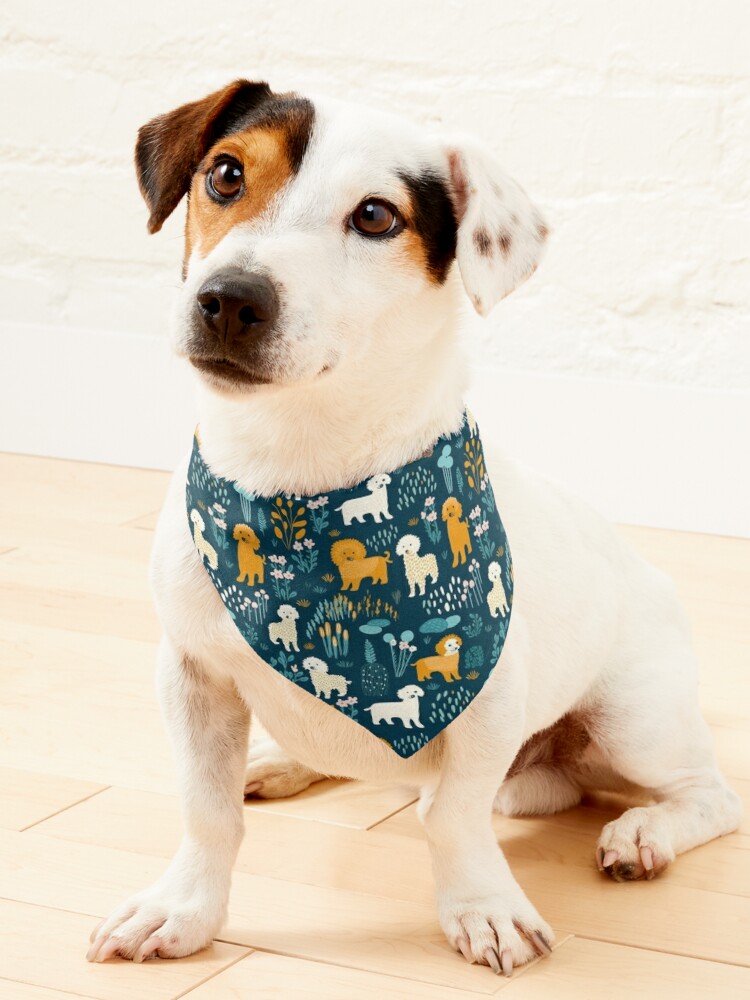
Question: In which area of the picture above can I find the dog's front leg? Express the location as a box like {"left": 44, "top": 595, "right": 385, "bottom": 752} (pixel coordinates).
{"left": 87, "top": 638, "right": 249, "bottom": 962}
{"left": 421, "top": 682, "right": 554, "bottom": 975}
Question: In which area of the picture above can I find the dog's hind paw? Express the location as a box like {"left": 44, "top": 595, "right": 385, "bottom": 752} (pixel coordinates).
{"left": 596, "top": 806, "right": 676, "bottom": 881}
{"left": 245, "top": 737, "right": 325, "bottom": 799}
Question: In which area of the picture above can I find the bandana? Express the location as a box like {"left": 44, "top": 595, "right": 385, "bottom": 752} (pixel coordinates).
{"left": 186, "top": 410, "right": 512, "bottom": 758}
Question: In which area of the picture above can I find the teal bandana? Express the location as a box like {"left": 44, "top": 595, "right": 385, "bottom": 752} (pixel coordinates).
{"left": 186, "top": 410, "right": 512, "bottom": 758}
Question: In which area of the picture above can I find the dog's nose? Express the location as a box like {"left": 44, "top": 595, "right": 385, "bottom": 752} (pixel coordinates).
{"left": 195, "top": 269, "right": 279, "bottom": 347}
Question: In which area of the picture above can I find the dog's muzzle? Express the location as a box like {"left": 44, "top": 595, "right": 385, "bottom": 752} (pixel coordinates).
{"left": 189, "top": 268, "right": 280, "bottom": 383}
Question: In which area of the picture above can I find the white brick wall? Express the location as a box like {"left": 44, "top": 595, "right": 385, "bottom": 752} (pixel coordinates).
{"left": 1, "top": 0, "right": 749, "bottom": 532}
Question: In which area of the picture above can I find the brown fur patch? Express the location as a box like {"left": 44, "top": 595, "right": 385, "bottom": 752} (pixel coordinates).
{"left": 498, "top": 230, "right": 513, "bottom": 257}
{"left": 537, "top": 221, "right": 549, "bottom": 241}
{"left": 473, "top": 227, "right": 493, "bottom": 256}
{"left": 187, "top": 128, "right": 294, "bottom": 260}
{"left": 506, "top": 712, "right": 591, "bottom": 780}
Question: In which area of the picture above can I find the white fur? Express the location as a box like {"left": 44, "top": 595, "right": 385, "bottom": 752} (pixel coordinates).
{"left": 90, "top": 91, "right": 742, "bottom": 973}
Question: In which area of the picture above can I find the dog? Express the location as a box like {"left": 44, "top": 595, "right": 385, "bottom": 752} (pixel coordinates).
{"left": 267, "top": 603, "right": 300, "bottom": 652}
{"left": 395, "top": 533, "right": 439, "bottom": 597}
{"left": 335, "top": 472, "right": 393, "bottom": 525}
{"left": 302, "top": 656, "right": 350, "bottom": 700}
{"left": 189, "top": 508, "right": 218, "bottom": 570}
{"left": 364, "top": 685, "right": 425, "bottom": 728}
{"left": 442, "top": 497, "right": 472, "bottom": 567}
{"left": 88, "top": 80, "right": 741, "bottom": 975}
{"left": 330, "top": 538, "right": 391, "bottom": 591}
{"left": 414, "top": 635, "right": 463, "bottom": 682}
{"left": 487, "top": 560, "right": 510, "bottom": 618}
{"left": 233, "top": 523, "right": 265, "bottom": 585}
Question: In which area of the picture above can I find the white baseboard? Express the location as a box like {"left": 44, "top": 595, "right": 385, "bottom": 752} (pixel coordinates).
{"left": 2, "top": 322, "right": 748, "bottom": 538}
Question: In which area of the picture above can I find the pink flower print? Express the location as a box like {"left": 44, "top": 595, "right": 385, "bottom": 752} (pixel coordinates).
{"left": 214, "top": 503, "right": 226, "bottom": 514}
{"left": 303, "top": 538, "right": 315, "bottom": 549}
{"left": 425, "top": 496, "right": 435, "bottom": 506}
{"left": 426, "top": 511, "right": 437, "bottom": 522}
{"left": 283, "top": 571, "right": 294, "bottom": 580}
{"left": 271, "top": 569, "right": 284, "bottom": 580}
{"left": 214, "top": 518, "right": 227, "bottom": 530}
{"left": 469, "top": 505, "right": 481, "bottom": 520}
{"left": 293, "top": 541, "right": 304, "bottom": 552}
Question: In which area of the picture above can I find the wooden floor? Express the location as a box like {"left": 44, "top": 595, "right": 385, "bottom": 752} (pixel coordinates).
{"left": 0, "top": 452, "right": 748, "bottom": 1000}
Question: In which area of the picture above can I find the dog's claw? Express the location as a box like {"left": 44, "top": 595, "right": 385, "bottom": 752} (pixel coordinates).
{"left": 134, "top": 933, "right": 162, "bottom": 963}
{"left": 640, "top": 845, "right": 655, "bottom": 878}
{"left": 530, "top": 930, "right": 552, "bottom": 956}
{"left": 85, "top": 934, "right": 105, "bottom": 962}
{"left": 457, "top": 936, "right": 474, "bottom": 963}
{"left": 89, "top": 920, "right": 104, "bottom": 944}
{"left": 484, "top": 947, "right": 502, "bottom": 974}
{"left": 244, "top": 781, "right": 263, "bottom": 796}
{"left": 90, "top": 937, "right": 121, "bottom": 963}
{"left": 596, "top": 846, "right": 605, "bottom": 871}
{"left": 500, "top": 948, "right": 514, "bottom": 977}
{"left": 601, "top": 849, "right": 619, "bottom": 868}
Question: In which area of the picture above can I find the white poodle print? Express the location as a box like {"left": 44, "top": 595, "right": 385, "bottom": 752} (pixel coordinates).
{"left": 190, "top": 508, "right": 218, "bottom": 570}
{"left": 268, "top": 603, "right": 300, "bottom": 651}
{"left": 335, "top": 473, "right": 392, "bottom": 525}
{"left": 302, "top": 656, "right": 350, "bottom": 700}
{"left": 487, "top": 560, "right": 510, "bottom": 618}
{"left": 396, "top": 533, "right": 438, "bottom": 597}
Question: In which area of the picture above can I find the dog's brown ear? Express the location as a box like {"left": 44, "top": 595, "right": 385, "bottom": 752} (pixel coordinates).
{"left": 444, "top": 134, "right": 549, "bottom": 316}
{"left": 135, "top": 80, "right": 272, "bottom": 234}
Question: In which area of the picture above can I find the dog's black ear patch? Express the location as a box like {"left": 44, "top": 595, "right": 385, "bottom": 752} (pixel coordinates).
{"left": 399, "top": 169, "right": 458, "bottom": 283}
{"left": 135, "top": 80, "right": 273, "bottom": 234}
{"left": 135, "top": 82, "right": 315, "bottom": 235}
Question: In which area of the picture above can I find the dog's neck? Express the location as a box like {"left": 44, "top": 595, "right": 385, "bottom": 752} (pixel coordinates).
{"left": 195, "top": 306, "right": 468, "bottom": 497}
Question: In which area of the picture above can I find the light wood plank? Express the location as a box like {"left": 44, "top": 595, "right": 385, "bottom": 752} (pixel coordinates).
{"left": 0, "top": 453, "right": 169, "bottom": 527}
{"left": 185, "top": 950, "right": 513, "bottom": 999}
{"left": 124, "top": 510, "right": 160, "bottom": 531}
{"left": 0, "top": 982, "right": 99, "bottom": 1000}
{"left": 0, "top": 766, "right": 105, "bottom": 831}
{"left": 0, "top": 899, "right": 249, "bottom": 1000}
{"left": 500, "top": 936, "right": 750, "bottom": 999}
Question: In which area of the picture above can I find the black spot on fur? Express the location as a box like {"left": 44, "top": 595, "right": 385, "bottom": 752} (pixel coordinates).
{"left": 225, "top": 92, "right": 315, "bottom": 173}
{"left": 473, "top": 228, "right": 493, "bottom": 256}
{"left": 399, "top": 169, "right": 458, "bottom": 282}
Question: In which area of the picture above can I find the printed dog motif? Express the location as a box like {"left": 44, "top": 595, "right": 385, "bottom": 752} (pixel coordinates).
{"left": 364, "top": 684, "right": 425, "bottom": 728}
{"left": 442, "top": 496, "right": 472, "bottom": 567}
{"left": 396, "top": 533, "right": 438, "bottom": 597}
{"left": 414, "top": 634, "right": 463, "bottom": 682}
{"left": 330, "top": 538, "right": 391, "bottom": 591}
{"left": 189, "top": 509, "right": 218, "bottom": 570}
{"left": 268, "top": 603, "right": 300, "bottom": 651}
{"left": 233, "top": 523, "right": 265, "bottom": 585}
{"left": 487, "top": 561, "right": 510, "bottom": 618}
{"left": 303, "top": 656, "right": 350, "bottom": 700}
{"left": 335, "top": 473, "right": 392, "bottom": 525}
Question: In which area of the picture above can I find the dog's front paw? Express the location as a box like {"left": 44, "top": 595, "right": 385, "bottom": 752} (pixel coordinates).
{"left": 440, "top": 892, "right": 555, "bottom": 975}
{"left": 244, "top": 737, "right": 324, "bottom": 799}
{"left": 86, "top": 883, "right": 224, "bottom": 963}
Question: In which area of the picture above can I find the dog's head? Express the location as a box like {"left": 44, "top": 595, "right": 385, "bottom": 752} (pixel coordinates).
{"left": 397, "top": 684, "right": 425, "bottom": 700}
{"left": 233, "top": 523, "right": 260, "bottom": 547}
{"left": 276, "top": 603, "right": 299, "bottom": 621}
{"left": 189, "top": 508, "right": 205, "bottom": 530}
{"left": 367, "top": 473, "right": 392, "bottom": 492}
{"left": 302, "top": 656, "right": 327, "bottom": 672}
{"left": 396, "top": 533, "right": 421, "bottom": 557}
{"left": 330, "top": 538, "right": 367, "bottom": 566}
{"left": 135, "top": 81, "right": 547, "bottom": 396}
{"left": 441, "top": 497, "right": 462, "bottom": 521}
{"left": 436, "top": 634, "right": 462, "bottom": 656}
{"left": 488, "top": 560, "right": 502, "bottom": 582}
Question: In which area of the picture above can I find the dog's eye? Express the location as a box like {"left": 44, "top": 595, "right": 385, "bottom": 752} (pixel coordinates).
{"left": 207, "top": 158, "right": 244, "bottom": 201}
{"left": 349, "top": 199, "right": 401, "bottom": 237}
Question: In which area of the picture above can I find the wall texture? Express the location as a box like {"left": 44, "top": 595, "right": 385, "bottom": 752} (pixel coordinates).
{"left": 1, "top": 0, "right": 748, "bottom": 532}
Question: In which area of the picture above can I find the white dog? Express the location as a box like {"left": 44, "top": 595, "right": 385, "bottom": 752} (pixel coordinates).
{"left": 335, "top": 472, "right": 392, "bottom": 525}
{"left": 365, "top": 685, "right": 425, "bottom": 728}
{"left": 189, "top": 508, "right": 218, "bottom": 570}
{"left": 302, "top": 656, "right": 349, "bottom": 700}
{"left": 88, "top": 81, "right": 741, "bottom": 976}
{"left": 487, "top": 560, "right": 510, "bottom": 618}
{"left": 396, "top": 533, "right": 439, "bottom": 597}
{"left": 267, "top": 604, "right": 300, "bottom": 652}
